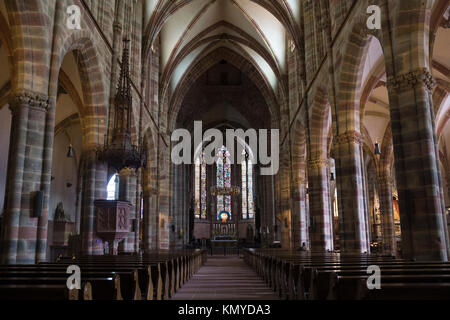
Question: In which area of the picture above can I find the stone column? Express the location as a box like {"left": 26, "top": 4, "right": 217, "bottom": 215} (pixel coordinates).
{"left": 280, "top": 150, "right": 292, "bottom": 249}
{"left": 143, "top": 189, "right": 158, "bottom": 251}
{"left": 171, "top": 163, "right": 185, "bottom": 248}
{"left": 360, "top": 146, "right": 371, "bottom": 250}
{"left": 118, "top": 168, "right": 137, "bottom": 253}
{"left": 376, "top": 173, "right": 397, "bottom": 256}
{"left": 291, "top": 177, "right": 309, "bottom": 250}
{"left": 176, "top": 164, "right": 186, "bottom": 248}
{"left": 307, "top": 158, "right": 333, "bottom": 251}
{"left": 182, "top": 164, "right": 189, "bottom": 245}
{"left": 169, "top": 164, "right": 175, "bottom": 248}
{"left": 80, "top": 149, "right": 107, "bottom": 255}
{"left": 335, "top": 131, "right": 369, "bottom": 254}
{"left": 290, "top": 189, "right": 301, "bottom": 249}
{"left": 387, "top": 68, "right": 449, "bottom": 260}
{"left": 1, "top": 91, "right": 51, "bottom": 264}
{"left": 299, "top": 182, "right": 309, "bottom": 248}
{"left": 262, "top": 174, "right": 276, "bottom": 244}
{"left": 158, "top": 139, "right": 170, "bottom": 250}
{"left": 134, "top": 171, "right": 141, "bottom": 252}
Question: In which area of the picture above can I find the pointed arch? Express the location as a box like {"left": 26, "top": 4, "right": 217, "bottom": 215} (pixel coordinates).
{"left": 336, "top": 24, "right": 381, "bottom": 134}
{"left": 49, "top": 30, "right": 108, "bottom": 148}
{"left": 0, "top": 10, "right": 13, "bottom": 77}
{"left": 167, "top": 46, "right": 279, "bottom": 132}
{"left": 309, "top": 86, "right": 331, "bottom": 160}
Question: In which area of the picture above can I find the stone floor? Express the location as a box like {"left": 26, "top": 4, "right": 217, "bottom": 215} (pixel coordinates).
{"left": 172, "top": 255, "right": 280, "bottom": 300}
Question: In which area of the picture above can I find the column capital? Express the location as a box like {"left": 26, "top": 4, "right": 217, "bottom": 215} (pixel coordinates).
{"left": 308, "top": 158, "right": 329, "bottom": 169}
{"left": 113, "top": 21, "right": 122, "bottom": 33}
{"left": 81, "top": 145, "right": 102, "bottom": 157}
{"left": 334, "top": 130, "right": 364, "bottom": 146}
{"left": 290, "top": 186, "right": 303, "bottom": 200}
{"left": 9, "top": 89, "right": 50, "bottom": 113}
{"left": 386, "top": 68, "right": 436, "bottom": 93}
{"left": 143, "top": 186, "right": 158, "bottom": 196}
{"left": 376, "top": 174, "right": 392, "bottom": 186}
{"left": 119, "top": 167, "right": 136, "bottom": 177}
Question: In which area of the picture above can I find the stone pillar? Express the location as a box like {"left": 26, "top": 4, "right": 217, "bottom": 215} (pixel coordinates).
{"left": 299, "top": 182, "right": 309, "bottom": 248}
{"left": 291, "top": 189, "right": 301, "bottom": 249}
{"left": 376, "top": 173, "right": 397, "bottom": 256}
{"left": 307, "top": 158, "right": 333, "bottom": 251}
{"left": 170, "top": 163, "right": 185, "bottom": 248}
{"left": 158, "top": 139, "right": 170, "bottom": 250}
{"left": 174, "top": 164, "right": 185, "bottom": 248}
{"left": 182, "top": 164, "right": 189, "bottom": 245}
{"left": 360, "top": 147, "right": 371, "bottom": 250}
{"left": 74, "top": 168, "right": 83, "bottom": 235}
{"left": 290, "top": 177, "right": 309, "bottom": 250}
{"left": 262, "top": 174, "right": 276, "bottom": 244}
{"left": 134, "top": 171, "right": 141, "bottom": 252}
{"left": 118, "top": 168, "right": 137, "bottom": 253}
{"left": 1, "top": 91, "right": 50, "bottom": 264}
{"left": 445, "top": 172, "right": 450, "bottom": 205}
{"left": 143, "top": 190, "right": 158, "bottom": 251}
{"left": 280, "top": 150, "right": 292, "bottom": 249}
{"left": 387, "top": 68, "right": 449, "bottom": 260}
{"left": 80, "top": 150, "right": 107, "bottom": 255}
{"left": 335, "top": 131, "right": 369, "bottom": 254}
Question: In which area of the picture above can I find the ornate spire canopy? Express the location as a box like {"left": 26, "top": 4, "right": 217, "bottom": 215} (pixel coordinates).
{"left": 98, "top": 38, "right": 146, "bottom": 171}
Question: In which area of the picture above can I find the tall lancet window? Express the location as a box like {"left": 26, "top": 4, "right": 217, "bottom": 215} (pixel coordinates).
{"left": 200, "top": 153, "right": 207, "bottom": 219}
{"left": 194, "top": 153, "right": 207, "bottom": 219}
{"left": 241, "top": 150, "right": 254, "bottom": 219}
{"left": 107, "top": 174, "right": 119, "bottom": 200}
{"left": 217, "top": 146, "right": 232, "bottom": 219}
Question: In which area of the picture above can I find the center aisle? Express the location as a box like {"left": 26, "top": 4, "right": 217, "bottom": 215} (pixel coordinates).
{"left": 172, "top": 255, "right": 279, "bottom": 300}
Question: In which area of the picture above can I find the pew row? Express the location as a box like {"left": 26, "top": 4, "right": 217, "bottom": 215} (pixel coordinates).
{"left": 0, "top": 249, "right": 207, "bottom": 300}
{"left": 243, "top": 248, "right": 450, "bottom": 300}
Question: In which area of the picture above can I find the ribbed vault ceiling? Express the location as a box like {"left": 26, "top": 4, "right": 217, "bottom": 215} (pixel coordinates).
{"left": 144, "top": 0, "right": 297, "bottom": 97}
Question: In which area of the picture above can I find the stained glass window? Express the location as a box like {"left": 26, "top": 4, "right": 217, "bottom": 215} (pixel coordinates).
{"left": 194, "top": 157, "right": 201, "bottom": 219}
{"left": 241, "top": 152, "right": 247, "bottom": 219}
{"left": 248, "top": 159, "right": 254, "bottom": 219}
{"left": 217, "top": 146, "right": 231, "bottom": 219}
{"left": 224, "top": 148, "right": 231, "bottom": 215}
{"left": 194, "top": 154, "right": 207, "bottom": 220}
{"left": 241, "top": 151, "right": 254, "bottom": 219}
{"left": 201, "top": 153, "right": 207, "bottom": 219}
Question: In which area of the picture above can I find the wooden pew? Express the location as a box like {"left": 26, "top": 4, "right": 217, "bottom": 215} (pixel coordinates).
{"left": 0, "top": 249, "right": 207, "bottom": 301}
{"left": 59, "top": 249, "right": 207, "bottom": 299}
{"left": 299, "top": 261, "right": 450, "bottom": 300}
{"left": 243, "top": 248, "right": 450, "bottom": 300}
{"left": 63, "top": 263, "right": 160, "bottom": 300}
{"left": 0, "top": 284, "right": 79, "bottom": 300}
{"left": 55, "top": 256, "right": 170, "bottom": 299}
{"left": 0, "top": 265, "right": 142, "bottom": 300}
{"left": 327, "top": 273, "right": 450, "bottom": 300}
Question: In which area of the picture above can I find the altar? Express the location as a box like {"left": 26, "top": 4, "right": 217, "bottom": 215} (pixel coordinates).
{"left": 211, "top": 213, "right": 238, "bottom": 250}
{"left": 210, "top": 239, "right": 238, "bottom": 248}
{"left": 212, "top": 212, "right": 237, "bottom": 240}
{"left": 191, "top": 146, "right": 256, "bottom": 244}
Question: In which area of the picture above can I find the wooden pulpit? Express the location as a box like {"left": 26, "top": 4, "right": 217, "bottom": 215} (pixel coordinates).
{"left": 94, "top": 200, "right": 132, "bottom": 255}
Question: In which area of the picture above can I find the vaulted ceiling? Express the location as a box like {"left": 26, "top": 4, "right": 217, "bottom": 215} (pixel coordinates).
{"left": 144, "top": 0, "right": 298, "bottom": 98}
{"left": 361, "top": 3, "right": 450, "bottom": 153}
